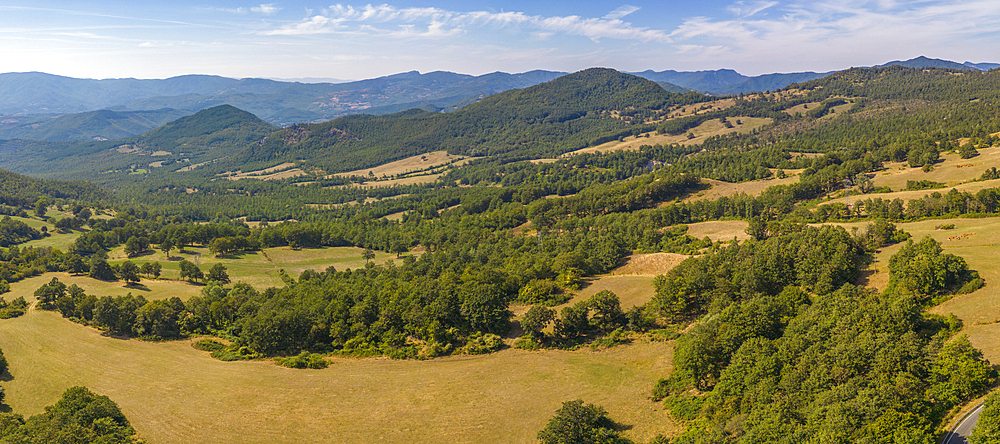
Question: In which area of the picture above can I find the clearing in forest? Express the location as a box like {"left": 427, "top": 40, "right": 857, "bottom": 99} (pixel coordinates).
{"left": 868, "top": 145, "right": 1000, "bottom": 191}
{"left": 825, "top": 217, "right": 1000, "bottom": 365}
{"left": 561, "top": 117, "right": 772, "bottom": 157}
{"left": 222, "top": 163, "right": 309, "bottom": 181}
{"left": 680, "top": 170, "right": 803, "bottom": 203}
{"left": 684, "top": 220, "right": 749, "bottom": 242}
{"left": 0, "top": 298, "right": 681, "bottom": 444}
{"left": 104, "top": 245, "right": 400, "bottom": 290}
{"left": 335, "top": 151, "right": 468, "bottom": 179}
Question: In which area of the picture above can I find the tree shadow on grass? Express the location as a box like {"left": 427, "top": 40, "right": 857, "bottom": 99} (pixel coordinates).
{"left": 124, "top": 283, "right": 150, "bottom": 292}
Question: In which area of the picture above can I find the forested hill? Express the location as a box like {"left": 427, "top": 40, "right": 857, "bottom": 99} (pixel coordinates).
{"left": 794, "top": 65, "right": 1000, "bottom": 101}
{"left": 131, "top": 105, "right": 276, "bottom": 153}
{"left": 235, "top": 68, "right": 709, "bottom": 173}
{"left": 0, "top": 168, "right": 106, "bottom": 207}
{"left": 0, "top": 105, "right": 277, "bottom": 179}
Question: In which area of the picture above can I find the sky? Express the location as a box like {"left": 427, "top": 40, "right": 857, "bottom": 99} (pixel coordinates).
{"left": 2, "top": 1, "right": 1000, "bottom": 80}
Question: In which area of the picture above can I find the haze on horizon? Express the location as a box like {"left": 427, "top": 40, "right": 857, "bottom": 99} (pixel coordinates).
{"left": 2, "top": 0, "right": 1000, "bottom": 81}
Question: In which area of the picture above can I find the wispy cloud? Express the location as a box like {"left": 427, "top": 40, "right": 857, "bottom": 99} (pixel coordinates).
{"left": 604, "top": 5, "right": 640, "bottom": 20}
{"left": 666, "top": 0, "right": 1000, "bottom": 72}
{"left": 252, "top": 4, "right": 281, "bottom": 15}
{"left": 261, "top": 3, "right": 670, "bottom": 42}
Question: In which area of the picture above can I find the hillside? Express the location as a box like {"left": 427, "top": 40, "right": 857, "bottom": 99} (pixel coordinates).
{"left": 5, "top": 63, "right": 1000, "bottom": 444}
{"left": 0, "top": 109, "right": 191, "bottom": 141}
{"left": 233, "top": 68, "right": 708, "bottom": 174}
{"left": 0, "top": 105, "right": 277, "bottom": 179}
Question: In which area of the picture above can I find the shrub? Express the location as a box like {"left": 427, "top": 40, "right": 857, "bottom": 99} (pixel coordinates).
{"left": 465, "top": 332, "right": 504, "bottom": 355}
{"left": 192, "top": 339, "right": 226, "bottom": 352}
{"left": 276, "top": 352, "right": 329, "bottom": 369}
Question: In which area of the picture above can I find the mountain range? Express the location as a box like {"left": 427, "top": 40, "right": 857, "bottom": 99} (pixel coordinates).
{"left": 0, "top": 56, "right": 995, "bottom": 142}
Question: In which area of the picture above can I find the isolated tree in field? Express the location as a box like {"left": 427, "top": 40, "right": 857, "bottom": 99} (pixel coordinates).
{"left": 178, "top": 260, "right": 203, "bottom": 283}
{"left": 207, "top": 263, "right": 230, "bottom": 285}
{"left": 118, "top": 261, "right": 140, "bottom": 285}
{"left": 33, "top": 199, "right": 47, "bottom": 218}
{"left": 160, "top": 238, "right": 173, "bottom": 258}
{"left": 588, "top": 290, "right": 625, "bottom": 331}
{"left": 362, "top": 248, "right": 376, "bottom": 264}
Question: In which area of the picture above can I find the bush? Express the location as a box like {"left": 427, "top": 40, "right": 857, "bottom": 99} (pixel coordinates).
{"left": 276, "top": 352, "right": 329, "bottom": 369}
{"left": 465, "top": 332, "right": 504, "bottom": 355}
{"left": 957, "top": 277, "right": 985, "bottom": 294}
{"left": 513, "top": 336, "right": 541, "bottom": 351}
{"left": 192, "top": 339, "right": 226, "bottom": 352}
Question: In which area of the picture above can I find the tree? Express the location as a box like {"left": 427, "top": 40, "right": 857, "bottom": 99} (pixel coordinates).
{"left": 33, "top": 199, "right": 47, "bottom": 218}
{"left": 33, "top": 277, "right": 67, "bottom": 309}
{"left": 123, "top": 236, "right": 142, "bottom": 258}
{"left": 537, "top": 400, "right": 632, "bottom": 444}
{"left": 89, "top": 258, "right": 117, "bottom": 281}
{"left": 207, "top": 263, "right": 230, "bottom": 285}
{"left": 362, "top": 248, "right": 376, "bottom": 264}
{"left": 133, "top": 300, "right": 180, "bottom": 339}
{"left": 521, "top": 305, "right": 555, "bottom": 338}
{"left": 118, "top": 261, "right": 140, "bottom": 286}
{"left": 160, "top": 239, "right": 173, "bottom": 258}
{"left": 971, "top": 391, "right": 1000, "bottom": 444}
{"left": 178, "top": 260, "right": 203, "bottom": 283}
{"left": 587, "top": 290, "right": 624, "bottom": 331}
{"left": 141, "top": 261, "right": 161, "bottom": 279}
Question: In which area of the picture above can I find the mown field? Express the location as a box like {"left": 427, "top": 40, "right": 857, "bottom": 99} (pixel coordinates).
{"left": 0, "top": 302, "right": 681, "bottom": 444}
{"left": 104, "top": 245, "right": 400, "bottom": 289}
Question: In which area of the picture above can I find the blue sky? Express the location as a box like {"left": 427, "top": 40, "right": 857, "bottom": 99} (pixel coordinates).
{"left": 2, "top": 1, "right": 1000, "bottom": 80}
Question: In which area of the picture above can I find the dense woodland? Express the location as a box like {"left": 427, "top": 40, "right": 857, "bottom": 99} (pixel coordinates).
{"left": 1, "top": 66, "right": 1000, "bottom": 442}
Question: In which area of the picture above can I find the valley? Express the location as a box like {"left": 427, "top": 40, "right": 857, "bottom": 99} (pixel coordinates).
{"left": 2, "top": 63, "right": 1000, "bottom": 443}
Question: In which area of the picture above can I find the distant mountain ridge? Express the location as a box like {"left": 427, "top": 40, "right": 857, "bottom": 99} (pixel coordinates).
{"left": 0, "top": 70, "right": 566, "bottom": 127}
{"left": 0, "top": 56, "right": 996, "bottom": 142}
{"left": 877, "top": 56, "right": 1000, "bottom": 71}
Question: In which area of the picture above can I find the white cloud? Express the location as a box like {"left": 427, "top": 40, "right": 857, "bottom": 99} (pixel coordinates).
{"left": 604, "top": 5, "right": 640, "bottom": 20}
{"left": 726, "top": 1, "right": 777, "bottom": 18}
{"left": 261, "top": 3, "right": 670, "bottom": 42}
{"left": 252, "top": 4, "right": 281, "bottom": 15}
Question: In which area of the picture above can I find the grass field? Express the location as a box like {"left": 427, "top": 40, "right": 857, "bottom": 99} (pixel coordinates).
{"left": 684, "top": 220, "right": 749, "bottom": 242}
{"left": 105, "top": 245, "right": 400, "bottom": 290}
{"left": 867, "top": 146, "right": 1000, "bottom": 191}
{"left": 680, "top": 171, "right": 803, "bottom": 203}
{"left": 11, "top": 272, "right": 204, "bottom": 303}
{"left": 562, "top": 117, "right": 772, "bottom": 157}
{"left": 0, "top": 300, "right": 681, "bottom": 444}
{"left": 612, "top": 253, "right": 688, "bottom": 277}
{"left": 335, "top": 151, "right": 467, "bottom": 179}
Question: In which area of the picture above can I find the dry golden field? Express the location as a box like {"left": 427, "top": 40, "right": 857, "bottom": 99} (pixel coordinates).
{"left": 335, "top": 151, "right": 468, "bottom": 178}
{"left": 0, "top": 303, "right": 681, "bottom": 444}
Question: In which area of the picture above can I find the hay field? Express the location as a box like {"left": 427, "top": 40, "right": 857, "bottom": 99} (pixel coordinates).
{"left": 684, "top": 220, "right": 749, "bottom": 242}
{"left": 0, "top": 302, "right": 681, "bottom": 444}
{"left": 680, "top": 171, "right": 803, "bottom": 203}
{"left": 335, "top": 151, "right": 467, "bottom": 178}
{"left": 869, "top": 146, "right": 1000, "bottom": 191}
{"left": 562, "top": 117, "right": 772, "bottom": 157}
{"left": 9, "top": 272, "right": 203, "bottom": 303}
{"left": 612, "top": 253, "right": 688, "bottom": 276}
{"left": 106, "top": 245, "right": 399, "bottom": 289}
{"left": 822, "top": 178, "right": 1000, "bottom": 207}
